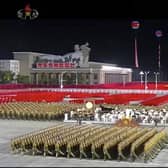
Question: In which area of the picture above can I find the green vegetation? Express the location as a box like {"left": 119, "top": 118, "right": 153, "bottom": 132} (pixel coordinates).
{"left": 16, "top": 75, "right": 30, "bottom": 84}
{"left": 0, "top": 71, "right": 15, "bottom": 83}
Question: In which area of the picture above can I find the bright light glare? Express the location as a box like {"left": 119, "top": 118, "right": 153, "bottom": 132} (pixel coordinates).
{"left": 101, "top": 65, "right": 132, "bottom": 72}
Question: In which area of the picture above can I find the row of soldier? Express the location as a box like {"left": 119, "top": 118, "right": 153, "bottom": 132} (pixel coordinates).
{"left": 0, "top": 102, "right": 84, "bottom": 120}
{"left": 11, "top": 123, "right": 168, "bottom": 162}
{"left": 1, "top": 101, "right": 168, "bottom": 125}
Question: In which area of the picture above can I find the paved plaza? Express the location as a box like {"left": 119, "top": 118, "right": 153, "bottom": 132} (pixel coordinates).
{"left": 0, "top": 119, "right": 168, "bottom": 167}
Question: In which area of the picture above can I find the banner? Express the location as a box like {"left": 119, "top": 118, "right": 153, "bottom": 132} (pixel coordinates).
{"left": 36, "top": 63, "right": 75, "bottom": 69}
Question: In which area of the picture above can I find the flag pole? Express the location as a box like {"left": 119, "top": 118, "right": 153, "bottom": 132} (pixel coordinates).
{"left": 155, "top": 30, "right": 163, "bottom": 82}
{"left": 158, "top": 40, "right": 161, "bottom": 72}
{"left": 131, "top": 21, "right": 140, "bottom": 69}
{"left": 134, "top": 36, "right": 139, "bottom": 68}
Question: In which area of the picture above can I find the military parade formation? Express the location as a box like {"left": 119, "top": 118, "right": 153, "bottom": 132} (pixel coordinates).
{"left": 0, "top": 100, "right": 167, "bottom": 163}
{"left": 10, "top": 123, "right": 168, "bottom": 162}
{"left": 1, "top": 16, "right": 168, "bottom": 166}
{"left": 0, "top": 102, "right": 84, "bottom": 120}
{"left": 1, "top": 102, "right": 168, "bottom": 125}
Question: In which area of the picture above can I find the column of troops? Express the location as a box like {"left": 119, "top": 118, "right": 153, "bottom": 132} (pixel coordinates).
{"left": 2, "top": 102, "right": 168, "bottom": 123}
{"left": 0, "top": 102, "right": 84, "bottom": 120}
{"left": 11, "top": 123, "right": 168, "bottom": 162}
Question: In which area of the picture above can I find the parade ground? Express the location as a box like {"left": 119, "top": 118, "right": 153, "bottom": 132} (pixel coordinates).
{"left": 0, "top": 119, "right": 168, "bottom": 167}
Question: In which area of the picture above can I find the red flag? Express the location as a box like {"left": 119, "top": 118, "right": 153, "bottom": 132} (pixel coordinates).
{"left": 134, "top": 37, "right": 139, "bottom": 68}
{"left": 131, "top": 21, "right": 140, "bottom": 29}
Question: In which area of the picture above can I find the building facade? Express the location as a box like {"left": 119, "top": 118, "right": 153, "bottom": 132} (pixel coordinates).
{"left": 0, "top": 60, "right": 20, "bottom": 76}
{"left": 13, "top": 43, "right": 132, "bottom": 86}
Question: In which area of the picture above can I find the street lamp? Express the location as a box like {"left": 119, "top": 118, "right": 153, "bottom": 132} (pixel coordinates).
{"left": 144, "top": 71, "right": 150, "bottom": 90}
{"left": 139, "top": 71, "right": 144, "bottom": 85}
{"left": 154, "top": 72, "right": 159, "bottom": 89}
{"left": 60, "top": 71, "right": 66, "bottom": 89}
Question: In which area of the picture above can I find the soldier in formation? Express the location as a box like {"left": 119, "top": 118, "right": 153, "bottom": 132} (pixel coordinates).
{"left": 11, "top": 124, "right": 168, "bottom": 162}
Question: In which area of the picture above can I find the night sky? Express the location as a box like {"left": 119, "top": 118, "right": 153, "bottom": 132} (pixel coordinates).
{"left": 0, "top": 0, "right": 168, "bottom": 72}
